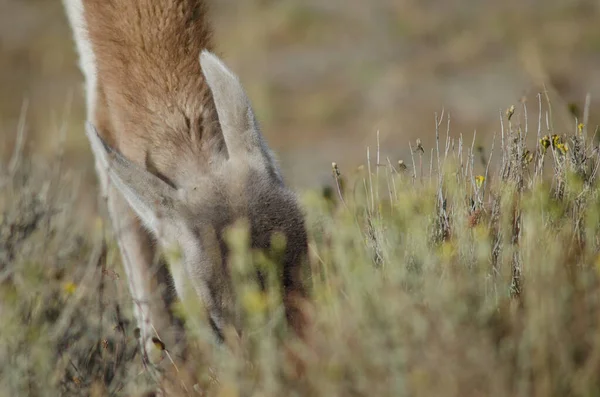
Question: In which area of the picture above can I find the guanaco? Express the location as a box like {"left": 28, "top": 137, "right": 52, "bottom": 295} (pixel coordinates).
{"left": 62, "top": 0, "right": 310, "bottom": 372}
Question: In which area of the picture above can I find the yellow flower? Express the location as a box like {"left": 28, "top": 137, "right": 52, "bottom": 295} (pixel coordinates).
{"left": 475, "top": 175, "right": 485, "bottom": 189}
{"left": 540, "top": 135, "right": 551, "bottom": 152}
{"left": 146, "top": 337, "right": 166, "bottom": 363}
{"left": 63, "top": 282, "right": 77, "bottom": 295}
{"left": 152, "top": 337, "right": 165, "bottom": 351}
{"left": 578, "top": 123, "right": 584, "bottom": 134}
{"left": 556, "top": 143, "right": 569, "bottom": 154}
{"left": 243, "top": 290, "right": 268, "bottom": 314}
{"left": 522, "top": 149, "right": 534, "bottom": 164}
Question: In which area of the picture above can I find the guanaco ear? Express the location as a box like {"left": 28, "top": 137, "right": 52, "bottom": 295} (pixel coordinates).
{"left": 199, "top": 50, "right": 282, "bottom": 182}
{"left": 86, "top": 123, "right": 180, "bottom": 234}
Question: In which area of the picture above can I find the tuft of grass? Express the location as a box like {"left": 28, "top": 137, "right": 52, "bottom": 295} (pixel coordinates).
{"left": 2, "top": 94, "right": 600, "bottom": 396}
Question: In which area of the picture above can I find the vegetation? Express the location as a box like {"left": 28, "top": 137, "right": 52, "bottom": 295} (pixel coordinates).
{"left": 1, "top": 94, "right": 600, "bottom": 397}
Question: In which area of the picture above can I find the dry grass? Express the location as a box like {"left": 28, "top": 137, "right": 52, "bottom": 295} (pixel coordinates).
{"left": 1, "top": 93, "right": 600, "bottom": 396}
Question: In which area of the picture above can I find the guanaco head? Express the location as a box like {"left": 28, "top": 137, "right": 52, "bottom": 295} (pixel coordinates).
{"left": 87, "top": 51, "right": 308, "bottom": 340}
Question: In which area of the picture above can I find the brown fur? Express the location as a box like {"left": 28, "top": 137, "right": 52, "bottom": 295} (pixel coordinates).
{"left": 84, "top": 0, "right": 224, "bottom": 175}
{"left": 63, "top": 0, "right": 312, "bottom": 378}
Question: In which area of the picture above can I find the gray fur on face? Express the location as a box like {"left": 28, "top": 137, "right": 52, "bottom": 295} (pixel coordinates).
{"left": 86, "top": 50, "right": 309, "bottom": 344}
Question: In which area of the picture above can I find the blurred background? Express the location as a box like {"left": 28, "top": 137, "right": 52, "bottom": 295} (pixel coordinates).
{"left": 1, "top": 0, "right": 600, "bottom": 191}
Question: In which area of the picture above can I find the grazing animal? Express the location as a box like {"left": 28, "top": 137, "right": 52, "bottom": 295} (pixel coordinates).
{"left": 62, "top": 0, "right": 310, "bottom": 371}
